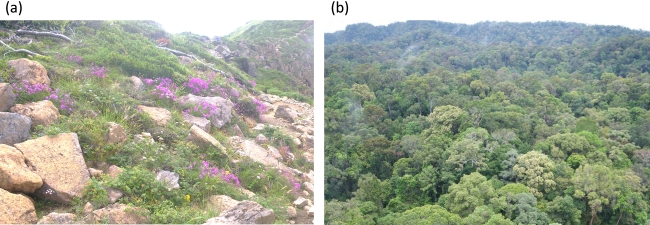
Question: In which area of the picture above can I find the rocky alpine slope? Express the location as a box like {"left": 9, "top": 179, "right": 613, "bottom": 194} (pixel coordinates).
{"left": 0, "top": 20, "right": 313, "bottom": 224}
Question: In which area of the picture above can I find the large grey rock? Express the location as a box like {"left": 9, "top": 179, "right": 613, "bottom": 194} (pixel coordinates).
{"left": 14, "top": 133, "right": 90, "bottom": 204}
{"left": 0, "top": 188, "right": 38, "bottom": 224}
{"left": 0, "top": 144, "right": 43, "bottom": 193}
{"left": 106, "top": 122, "right": 127, "bottom": 145}
{"left": 178, "top": 94, "right": 233, "bottom": 129}
{"left": 204, "top": 201, "right": 275, "bottom": 225}
{"left": 37, "top": 212, "right": 77, "bottom": 224}
{"left": 8, "top": 58, "right": 50, "bottom": 86}
{"left": 0, "top": 112, "right": 31, "bottom": 145}
{"left": 10, "top": 100, "right": 59, "bottom": 130}
{"left": 0, "top": 83, "right": 16, "bottom": 111}
{"left": 182, "top": 113, "right": 211, "bottom": 133}
{"left": 156, "top": 170, "right": 180, "bottom": 191}
{"left": 274, "top": 105, "right": 298, "bottom": 123}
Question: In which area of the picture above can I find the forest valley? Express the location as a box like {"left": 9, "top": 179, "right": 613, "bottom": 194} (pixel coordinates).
{"left": 325, "top": 21, "right": 650, "bottom": 225}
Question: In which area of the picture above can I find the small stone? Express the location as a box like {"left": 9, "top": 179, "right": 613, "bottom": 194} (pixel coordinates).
{"left": 0, "top": 83, "right": 16, "bottom": 112}
{"left": 96, "top": 162, "right": 109, "bottom": 172}
{"left": 107, "top": 165, "right": 123, "bottom": 179}
{"left": 182, "top": 113, "right": 211, "bottom": 133}
{"left": 188, "top": 125, "right": 227, "bottom": 156}
{"left": 84, "top": 202, "right": 94, "bottom": 215}
{"left": 155, "top": 170, "right": 180, "bottom": 191}
{"left": 106, "top": 122, "right": 127, "bottom": 145}
{"left": 106, "top": 187, "right": 123, "bottom": 204}
{"left": 204, "top": 201, "right": 274, "bottom": 225}
{"left": 88, "top": 168, "right": 103, "bottom": 178}
{"left": 178, "top": 56, "right": 192, "bottom": 65}
{"left": 208, "top": 195, "right": 241, "bottom": 213}
{"left": 134, "top": 132, "right": 154, "bottom": 143}
{"left": 91, "top": 203, "right": 149, "bottom": 224}
{"left": 303, "top": 182, "right": 314, "bottom": 195}
{"left": 233, "top": 124, "right": 244, "bottom": 137}
{"left": 37, "top": 212, "right": 77, "bottom": 224}
{"left": 274, "top": 105, "right": 298, "bottom": 123}
{"left": 137, "top": 105, "right": 171, "bottom": 127}
{"left": 255, "top": 134, "right": 268, "bottom": 144}
{"left": 253, "top": 123, "right": 266, "bottom": 130}
{"left": 129, "top": 76, "right": 143, "bottom": 90}
{"left": 238, "top": 187, "right": 256, "bottom": 198}
{"left": 293, "top": 197, "right": 308, "bottom": 208}
{"left": 267, "top": 145, "right": 283, "bottom": 160}
{"left": 287, "top": 206, "right": 298, "bottom": 219}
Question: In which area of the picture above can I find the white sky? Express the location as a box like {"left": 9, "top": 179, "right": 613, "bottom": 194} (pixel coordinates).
{"left": 155, "top": 19, "right": 253, "bottom": 37}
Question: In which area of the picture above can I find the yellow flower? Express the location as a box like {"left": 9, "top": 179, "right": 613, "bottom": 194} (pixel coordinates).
{"left": 185, "top": 194, "right": 191, "bottom": 203}
{"left": 226, "top": 170, "right": 230, "bottom": 175}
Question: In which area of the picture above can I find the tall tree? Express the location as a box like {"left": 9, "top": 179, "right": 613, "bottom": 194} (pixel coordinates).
{"left": 512, "top": 151, "right": 557, "bottom": 197}
{"left": 440, "top": 172, "right": 502, "bottom": 217}
{"left": 572, "top": 164, "right": 617, "bottom": 225}
{"left": 545, "top": 196, "right": 582, "bottom": 225}
{"left": 377, "top": 205, "right": 462, "bottom": 225}
{"left": 446, "top": 128, "right": 491, "bottom": 172}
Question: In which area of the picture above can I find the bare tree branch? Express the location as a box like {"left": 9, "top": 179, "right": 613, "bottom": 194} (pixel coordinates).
{"left": 16, "top": 29, "right": 72, "bottom": 42}
{"left": 0, "top": 40, "right": 41, "bottom": 57}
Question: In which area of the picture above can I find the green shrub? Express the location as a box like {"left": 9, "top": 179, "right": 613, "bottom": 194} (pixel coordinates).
{"left": 75, "top": 21, "right": 188, "bottom": 79}
{"left": 106, "top": 166, "right": 184, "bottom": 207}
{"left": 82, "top": 178, "right": 110, "bottom": 208}
{"left": 234, "top": 97, "right": 259, "bottom": 119}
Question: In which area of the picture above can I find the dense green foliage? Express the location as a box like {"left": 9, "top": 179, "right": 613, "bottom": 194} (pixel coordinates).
{"left": 325, "top": 20, "right": 650, "bottom": 225}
